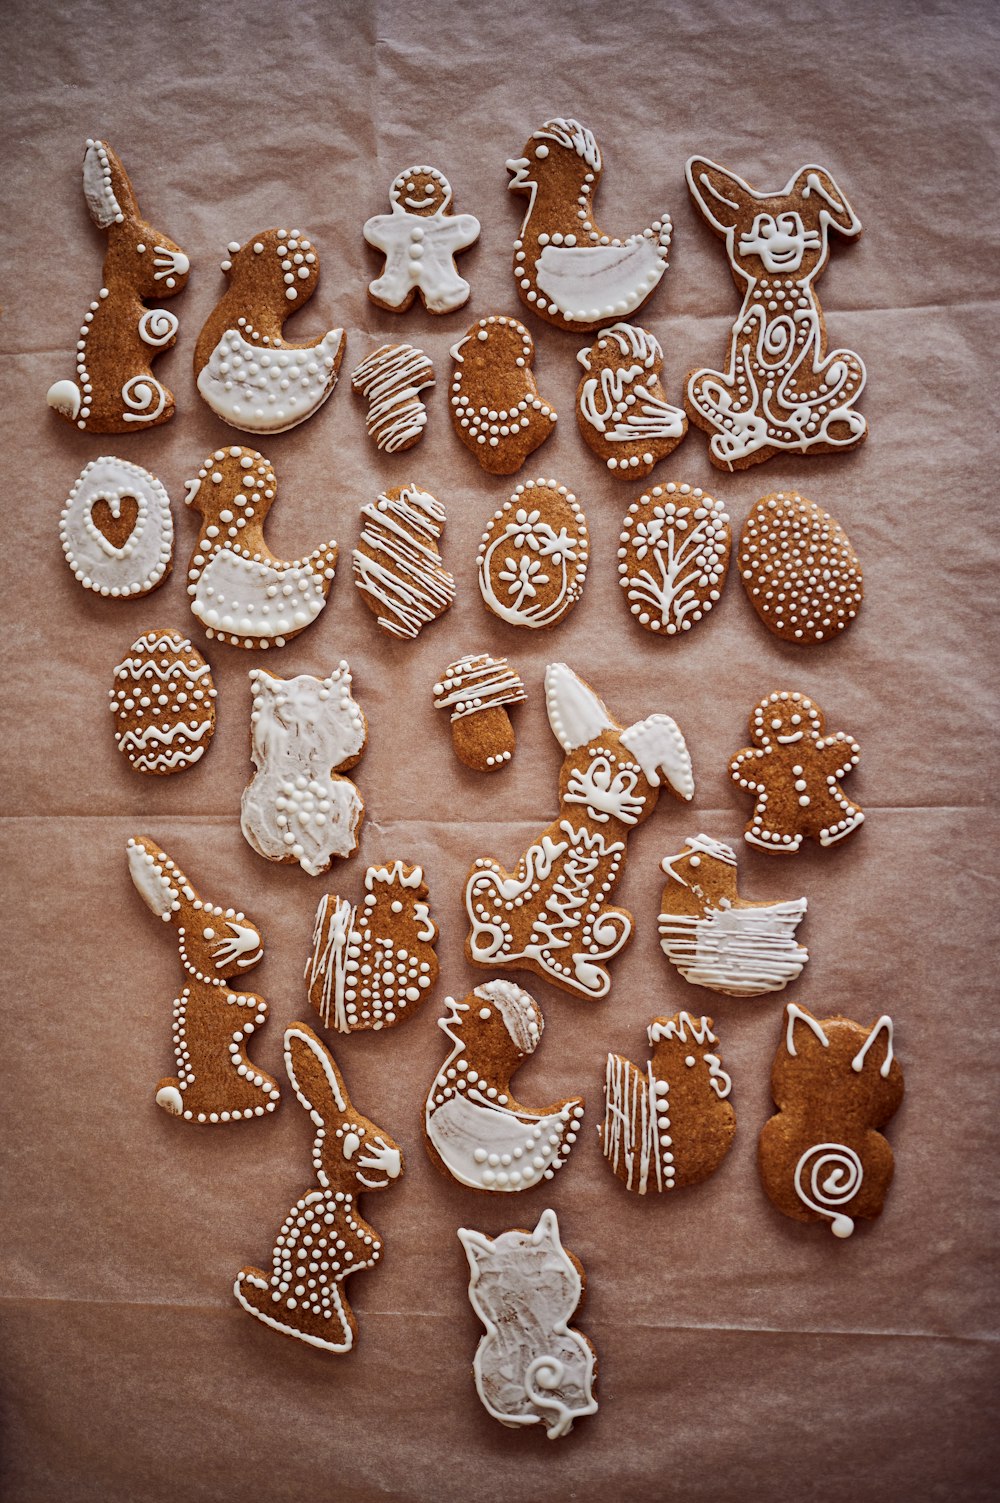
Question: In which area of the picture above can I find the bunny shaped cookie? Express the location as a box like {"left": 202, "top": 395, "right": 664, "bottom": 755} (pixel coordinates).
{"left": 126, "top": 836, "right": 280, "bottom": 1123}
{"left": 48, "top": 139, "right": 190, "bottom": 432}
{"left": 235, "top": 1023, "right": 403, "bottom": 1352}
{"left": 465, "top": 663, "right": 693, "bottom": 999}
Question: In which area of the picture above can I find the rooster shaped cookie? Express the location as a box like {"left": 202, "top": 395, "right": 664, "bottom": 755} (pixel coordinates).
{"left": 506, "top": 118, "right": 672, "bottom": 331}
{"left": 184, "top": 446, "right": 338, "bottom": 648}
{"left": 194, "top": 228, "right": 345, "bottom": 434}
{"left": 450, "top": 316, "right": 557, "bottom": 475}
{"left": 576, "top": 323, "right": 687, "bottom": 476}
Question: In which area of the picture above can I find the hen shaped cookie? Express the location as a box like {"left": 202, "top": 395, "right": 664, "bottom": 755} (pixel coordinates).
{"left": 576, "top": 323, "right": 686, "bottom": 476}
{"left": 450, "top": 316, "right": 556, "bottom": 475}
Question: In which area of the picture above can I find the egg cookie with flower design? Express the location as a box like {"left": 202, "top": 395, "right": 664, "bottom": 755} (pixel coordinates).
{"left": 618, "top": 483, "right": 730, "bottom": 636}
{"left": 478, "top": 480, "right": 589, "bottom": 630}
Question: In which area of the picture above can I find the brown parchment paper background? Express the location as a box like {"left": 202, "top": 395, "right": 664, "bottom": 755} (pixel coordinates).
{"left": 2, "top": 1, "right": 999, "bottom": 1498}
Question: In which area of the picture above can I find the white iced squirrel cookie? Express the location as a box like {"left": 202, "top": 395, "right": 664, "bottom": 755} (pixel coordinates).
{"left": 110, "top": 629, "right": 217, "bottom": 775}
{"left": 364, "top": 164, "right": 480, "bottom": 314}
{"left": 351, "top": 344, "right": 434, "bottom": 453}
{"left": 60, "top": 456, "right": 173, "bottom": 599}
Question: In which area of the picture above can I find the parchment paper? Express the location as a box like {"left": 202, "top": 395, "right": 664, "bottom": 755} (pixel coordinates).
{"left": 1, "top": 1, "right": 998, "bottom": 1498}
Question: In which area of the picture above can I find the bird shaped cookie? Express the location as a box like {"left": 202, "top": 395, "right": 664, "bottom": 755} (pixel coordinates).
{"left": 184, "top": 446, "right": 338, "bottom": 648}
{"left": 576, "top": 323, "right": 687, "bottom": 476}
{"left": 194, "top": 228, "right": 345, "bottom": 434}
{"left": 450, "top": 315, "right": 556, "bottom": 474}
{"left": 506, "top": 117, "right": 672, "bottom": 331}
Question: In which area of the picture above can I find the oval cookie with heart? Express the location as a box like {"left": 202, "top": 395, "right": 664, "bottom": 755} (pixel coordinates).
{"left": 738, "top": 492, "right": 864, "bottom": 643}
{"left": 110, "top": 629, "right": 217, "bottom": 775}
{"left": 618, "top": 481, "right": 730, "bottom": 635}
{"left": 478, "top": 480, "right": 588, "bottom": 629}
{"left": 60, "top": 455, "right": 173, "bottom": 598}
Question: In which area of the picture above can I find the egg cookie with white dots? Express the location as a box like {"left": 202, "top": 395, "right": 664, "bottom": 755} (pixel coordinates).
{"left": 110, "top": 629, "right": 217, "bottom": 775}
{"left": 738, "top": 492, "right": 864, "bottom": 643}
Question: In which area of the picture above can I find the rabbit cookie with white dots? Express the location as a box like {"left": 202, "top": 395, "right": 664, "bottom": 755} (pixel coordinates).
{"left": 576, "top": 324, "right": 686, "bottom": 476}
{"left": 47, "top": 138, "right": 190, "bottom": 432}
{"left": 601, "top": 1012, "right": 735, "bottom": 1195}
{"left": 450, "top": 316, "right": 556, "bottom": 475}
{"left": 194, "top": 228, "right": 345, "bottom": 434}
{"left": 760, "top": 1003, "right": 903, "bottom": 1238}
{"left": 730, "top": 691, "right": 862, "bottom": 853}
{"left": 306, "top": 862, "right": 438, "bottom": 1033}
{"left": 126, "top": 837, "right": 280, "bottom": 1124}
{"left": 433, "top": 653, "right": 527, "bottom": 772}
{"left": 424, "top": 982, "right": 584, "bottom": 1193}
{"left": 478, "top": 481, "right": 588, "bottom": 630}
{"left": 506, "top": 117, "right": 671, "bottom": 331}
{"left": 110, "top": 630, "right": 217, "bottom": 775}
{"left": 184, "top": 446, "right": 338, "bottom": 648}
{"left": 236, "top": 1023, "right": 403, "bottom": 1351}
{"left": 364, "top": 165, "right": 480, "bottom": 314}
{"left": 618, "top": 482, "right": 730, "bottom": 636}
{"left": 739, "top": 493, "right": 864, "bottom": 643}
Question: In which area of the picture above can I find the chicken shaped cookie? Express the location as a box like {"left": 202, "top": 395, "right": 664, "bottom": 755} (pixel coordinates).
{"left": 450, "top": 316, "right": 556, "bottom": 475}
{"left": 576, "top": 323, "right": 686, "bottom": 477}
{"left": 364, "top": 165, "right": 480, "bottom": 314}
{"left": 194, "top": 228, "right": 345, "bottom": 434}
{"left": 730, "top": 691, "right": 863, "bottom": 853}
{"left": 506, "top": 117, "right": 672, "bottom": 331}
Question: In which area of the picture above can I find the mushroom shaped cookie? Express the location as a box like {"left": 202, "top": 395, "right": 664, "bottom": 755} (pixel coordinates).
{"left": 433, "top": 653, "right": 527, "bottom": 772}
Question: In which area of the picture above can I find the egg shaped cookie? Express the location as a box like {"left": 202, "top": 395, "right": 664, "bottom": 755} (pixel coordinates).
{"left": 477, "top": 479, "right": 588, "bottom": 629}
{"left": 618, "top": 481, "right": 730, "bottom": 635}
{"left": 738, "top": 493, "right": 864, "bottom": 643}
{"left": 110, "top": 629, "right": 217, "bottom": 775}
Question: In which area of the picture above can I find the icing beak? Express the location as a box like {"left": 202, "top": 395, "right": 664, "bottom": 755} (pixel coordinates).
{"left": 183, "top": 476, "right": 201, "bottom": 508}
{"left": 506, "top": 156, "right": 531, "bottom": 189}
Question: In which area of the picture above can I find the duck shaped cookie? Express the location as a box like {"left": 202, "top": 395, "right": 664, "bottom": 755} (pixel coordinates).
{"left": 424, "top": 981, "right": 584, "bottom": 1193}
{"left": 506, "top": 117, "right": 672, "bottom": 331}
{"left": 184, "top": 446, "right": 338, "bottom": 648}
{"left": 450, "top": 315, "right": 557, "bottom": 475}
{"left": 194, "top": 229, "right": 345, "bottom": 434}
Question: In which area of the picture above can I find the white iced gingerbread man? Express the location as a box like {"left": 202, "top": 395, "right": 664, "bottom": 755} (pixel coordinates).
{"left": 364, "top": 165, "right": 480, "bottom": 315}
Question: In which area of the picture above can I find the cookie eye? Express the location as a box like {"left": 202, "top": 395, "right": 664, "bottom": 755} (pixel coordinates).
{"left": 791, "top": 713, "right": 802, "bottom": 725}
{"left": 479, "top": 1006, "right": 492, "bottom": 1020}
{"left": 685, "top": 1055, "right": 696, "bottom": 1067}
{"left": 535, "top": 144, "right": 549, "bottom": 159}
{"left": 688, "top": 855, "right": 701, "bottom": 868}
{"left": 406, "top": 181, "right": 416, "bottom": 192}
{"left": 771, "top": 718, "right": 783, "bottom": 730}
{"left": 203, "top": 927, "right": 215, "bottom": 939}
{"left": 136, "top": 243, "right": 146, "bottom": 254}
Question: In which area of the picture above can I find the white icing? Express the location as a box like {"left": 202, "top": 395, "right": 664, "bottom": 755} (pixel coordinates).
{"left": 127, "top": 840, "right": 179, "bottom": 917}
{"left": 852, "top": 1015, "right": 894, "bottom": 1078}
{"left": 59, "top": 455, "right": 173, "bottom": 598}
{"left": 647, "top": 1013, "right": 717, "bottom": 1046}
{"left": 618, "top": 483, "right": 730, "bottom": 635}
{"left": 602, "top": 1053, "right": 668, "bottom": 1194}
{"left": 619, "top": 715, "right": 694, "bottom": 800}
{"left": 544, "top": 662, "right": 615, "bottom": 751}
{"left": 578, "top": 323, "right": 685, "bottom": 445}
{"left": 659, "top": 900, "right": 808, "bottom": 997}
{"left": 458, "top": 1209, "right": 597, "bottom": 1439}
{"left": 794, "top": 1143, "right": 863, "bottom": 1238}
{"left": 477, "top": 483, "right": 587, "bottom": 629}
{"left": 535, "top": 237, "right": 667, "bottom": 322}
{"left": 785, "top": 1002, "right": 830, "bottom": 1056}
{"left": 353, "top": 485, "right": 454, "bottom": 639}
{"left": 197, "top": 326, "right": 344, "bottom": 434}
{"left": 351, "top": 344, "right": 434, "bottom": 452}
{"left": 121, "top": 376, "right": 167, "bottom": 423}
{"left": 433, "top": 654, "right": 526, "bottom": 721}
{"left": 110, "top": 631, "right": 216, "bottom": 776}
{"left": 241, "top": 664, "right": 366, "bottom": 877}
{"left": 138, "top": 308, "right": 179, "bottom": 347}
{"left": 82, "top": 139, "right": 122, "bottom": 227}
{"left": 190, "top": 549, "right": 329, "bottom": 640}
{"left": 364, "top": 166, "right": 480, "bottom": 313}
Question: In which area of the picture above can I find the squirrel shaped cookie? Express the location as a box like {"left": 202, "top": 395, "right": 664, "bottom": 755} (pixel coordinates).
{"left": 351, "top": 344, "right": 434, "bottom": 453}
{"left": 506, "top": 117, "right": 671, "bottom": 331}
{"left": 450, "top": 316, "right": 557, "bottom": 474}
{"left": 659, "top": 834, "right": 807, "bottom": 997}
{"left": 194, "top": 228, "right": 345, "bottom": 434}
{"left": 184, "top": 446, "right": 338, "bottom": 648}
{"left": 433, "top": 653, "right": 527, "bottom": 772}
{"left": 465, "top": 663, "right": 693, "bottom": 999}
{"left": 59, "top": 456, "right": 174, "bottom": 600}
{"left": 601, "top": 1012, "right": 735, "bottom": 1195}
{"left": 235, "top": 1023, "right": 403, "bottom": 1351}
{"left": 576, "top": 323, "right": 686, "bottom": 476}
{"left": 126, "top": 837, "right": 280, "bottom": 1123}
{"left": 618, "top": 481, "right": 731, "bottom": 636}
{"left": 110, "top": 629, "right": 217, "bottom": 776}
{"left": 306, "top": 862, "right": 438, "bottom": 1033}
{"left": 240, "top": 663, "right": 367, "bottom": 876}
{"left": 685, "top": 157, "right": 867, "bottom": 471}
{"left": 364, "top": 165, "right": 480, "bottom": 314}
{"left": 760, "top": 1003, "right": 903, "bottom": 1238}
{"left": 352, "top": 485, "right": 455, "bottom": 640}
{"left": 738, "top": 492, "right": 864, "bottom": 643}
{"left": 424, "top": 982, "right": 584, "bottom": 1192}
{"left": 458, "top": 1209, "right": 598, "bottom": 1439}
{"left": 730, "top": 691, "right": 863, "bottom": 853}
{"left": 47, "top": 139, "right": 190, "bottom": 432}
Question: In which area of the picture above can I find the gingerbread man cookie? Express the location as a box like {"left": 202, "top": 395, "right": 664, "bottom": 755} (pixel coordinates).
{"left": 576, "top": 323, "right": 686, "bottom": 476}
{"left": 730, "top": 691, "right": 863, "bottom": 853}
{"left": 450, "top": 316, "right": 557, "bottom": 475}
{"left": 364, "top": 165, "right": 480, "bottom": 314}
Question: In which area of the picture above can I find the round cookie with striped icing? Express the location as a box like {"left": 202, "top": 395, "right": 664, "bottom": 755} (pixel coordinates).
{"left": 352, "top": 484, "right": 455, "bottom": 639}
{"left": 351, "top": 343, "right": 434, "bottom": 453}
{"left": 110, "top": 629, "right": 217, "bottom": 775}
{"left": 433, "top": 653, "right": 527, "bottom": 771}
{"left": 478, "top": 480, "right": 588, "bottom": 629}
{"left": 618, "top": 482, "right": 730, "bottom": 635}
{"left": 738, "top": 492, "right": 864, "bottom": 643}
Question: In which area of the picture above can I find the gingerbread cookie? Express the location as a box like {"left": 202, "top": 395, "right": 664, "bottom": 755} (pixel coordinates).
{"left": 60, "top": 456, "right": 173, "bottom": 599}
{"left": 659, "top": 834, "right": 807, "bottom": 997}
{"left": 126, "top": 837, "right": 280, "bottom": 1123}
{"left": 576, "top": 323, "right": 686, "bottom": 475}
{"left": 478, "top": 481, "right": 588, "bottom": 630}
{"left": 306, "top": 862, "right": 438, "bottom": 1033}
{"left": 601, "top": 1012, "right": 735, "bottom": 1195}
{"left": 458, "top": 1209, "right": 597, "bottom": 1439}
{"left": 506, "top": 117, "right": 671, "bottom": 331}
{"left": 424, "top": 982, "right": 584, "bottom": 1192}
{"left": 235, "top": 1023, "right": 403, "bottom": 1351}
{"left": 730, "top": 691, "right": 863, "bottom": 852}
{"left": 450, "top": 316, "right": 556, "bottom": 475}
{"left": 364, "top": 165, "right": 480, "bottom": 314}
{"left": 47, "top": 139, "right": 190, "bottom": 432}
{"left": 618, "top": 482, "right": 730, "bottom": 636}
{"left": 351, "top": 344, "right": 434, "bottom": 453}
{"left": 110, "top": 630, "right": 217, "bottom": 775}
{"left": 465, "top": 663, "right": 693, "bottom": 999}
{"left": 184, "top": 446, "right": 338, "bottom": 648}
{"left": 738, "top": 492, "right": 864, "bottom": 643}
{"left": 352, "top": 484, "right": 455, "bottom": 640}
{"left": 433, "top": 653, "right": 527, "bottom": 772}
{"left": 686, "top": 157, "right": 867, "bottom": 470}
{"left": 241, "top": 663, "right": 367, "bottom": 876}
{"left": 194, "top": 228, "right": 345, "bottom": 433}
{"left": 760, "top": 1004, "right": 903, "bottom": 1238}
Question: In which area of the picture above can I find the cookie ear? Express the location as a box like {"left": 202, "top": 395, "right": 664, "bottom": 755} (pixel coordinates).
{"left": 686, "top": 157, "right": 753, "bottom": 233}
{"left": 793, "top": 165, "right": 861, "bottom": 236}
{"left": 284, "top": 1024, "right": 348, "bottom": 1123}
{"left": 531, "top": 1208, "right": 563, "bottom": 1251}
{"left": 126, "top": 836, "right": 182, "bottom": 921}
{"left": 83, "top": 139, "right": 139, "bottom": 229}
{"left": 545, "top": 663, "right": 615, "bottom": 752}
{"left": 458, "top": 1227, "right": 495, "bottom": 1276}
{"left": 784, "top": 1001, "right": 830, "bottom": 1058}
{"left": 851, "top": 1015, "right": 894, "bottom": 1078}
{"left": 620, "top": 714, "right": 694, "bottom": 801}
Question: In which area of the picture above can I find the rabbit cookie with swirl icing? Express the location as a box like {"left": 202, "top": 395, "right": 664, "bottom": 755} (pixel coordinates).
{"left": 194, "top": 228, "right": 345, "bottom": 434}
{"left": 47, "top": 139, "right": 190, "bottom": 432}
{"left": 760, "top": 1004, "right": 903, "bottom": 1238}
